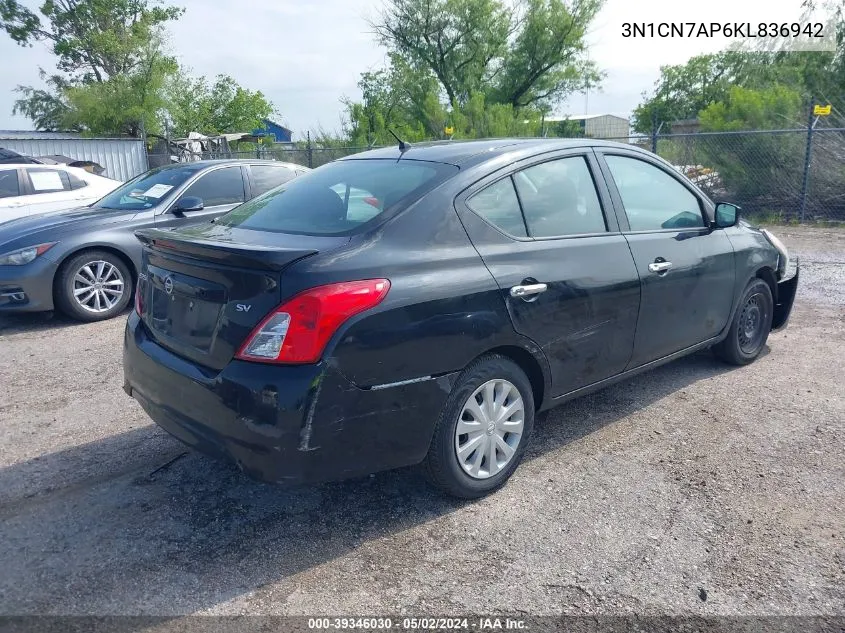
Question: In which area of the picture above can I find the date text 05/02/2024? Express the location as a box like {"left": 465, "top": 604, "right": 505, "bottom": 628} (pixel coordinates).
{"left": 621, "top": 22, "right": 826, "bottom": 39}
{"left": 306, "top": 617, "right": 527, "bottom": 630}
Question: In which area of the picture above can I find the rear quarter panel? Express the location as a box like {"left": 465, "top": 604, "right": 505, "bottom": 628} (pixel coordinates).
{"left": 280, "top": 183, "right": 551, "bottom": 397}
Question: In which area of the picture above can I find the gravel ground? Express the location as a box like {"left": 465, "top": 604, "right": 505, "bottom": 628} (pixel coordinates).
{"left": 0, "top": 226, "right": 843, "bottom": 619}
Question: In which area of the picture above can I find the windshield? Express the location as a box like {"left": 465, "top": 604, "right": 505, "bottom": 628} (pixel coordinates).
{"left": 94, "top": 164, "right": 205, "bottom": 210}
{"left": 216, "top": 159, "right": 458, "bottom": 235}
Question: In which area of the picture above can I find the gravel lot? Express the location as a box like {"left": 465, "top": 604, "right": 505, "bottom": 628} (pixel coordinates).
{"left": 0, "top": 226, "right": 843, "bottom": 619}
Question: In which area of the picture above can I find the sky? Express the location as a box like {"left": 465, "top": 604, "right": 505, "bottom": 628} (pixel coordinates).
{"left": 0, "top": 0, "right": 829, "bottom": 138}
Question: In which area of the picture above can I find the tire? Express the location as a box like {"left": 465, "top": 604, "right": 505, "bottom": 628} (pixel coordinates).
{"left": 55, "top": 250, "right": 133, "bottom": 322}
{"left": 714, "top": 278, "right": 773, "bottom": 366}
{"left": 423, "top": 355, "right": 535, "bottom": 499}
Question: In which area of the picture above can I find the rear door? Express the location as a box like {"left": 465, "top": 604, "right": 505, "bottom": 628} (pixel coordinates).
{"left": 155, "top": 165, "right": 247, "bottom": 229}
{"left": 456, "top": 149, "right": 641, "bottom": 397}
{"left": 19, "top": 167, "right": 82, "bottom": 215}
{"left": 595, "top": 150, "right": 735, "bottom": 367}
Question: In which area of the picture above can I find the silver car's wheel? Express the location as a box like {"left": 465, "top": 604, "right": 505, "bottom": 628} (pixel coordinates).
{"left": 454, "top": 378, "right": 525, "bottom": 480}
{"left": 56, "top": 250, "right": 133, "bottom": 322}
{"left": 72, "top": 260, "right": 126, "bottom": 313}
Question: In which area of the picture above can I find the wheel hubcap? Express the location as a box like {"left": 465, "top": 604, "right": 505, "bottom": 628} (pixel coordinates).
{"left": 455, "top": 379, "right": 525, "bottom": 480}
{"left": 72, "top": 260, "right": 125, "bottom": 313}
{"left": 738, "top": 292, "right": 765, "bottom": 354}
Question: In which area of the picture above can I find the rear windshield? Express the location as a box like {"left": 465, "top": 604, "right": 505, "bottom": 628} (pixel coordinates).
{"left": 216, "top": 159, "right": 458, "bottom": 235}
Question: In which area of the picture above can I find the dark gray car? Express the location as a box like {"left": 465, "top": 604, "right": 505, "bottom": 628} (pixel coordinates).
{"left": 0, "top": 159, "right": 306, "bottom": 321}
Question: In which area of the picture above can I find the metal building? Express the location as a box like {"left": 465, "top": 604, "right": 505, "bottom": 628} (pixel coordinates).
{"left": 0, "top": 131, "right": 148, "bottom": 182}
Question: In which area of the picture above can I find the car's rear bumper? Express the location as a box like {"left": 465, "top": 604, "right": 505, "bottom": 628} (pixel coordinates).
{"left": 772, "top": 260, "right": 799, "bottom": 332}
{"left": 0, "top": 258, "right": 57, "bottom": 312}
{"left": 123, "top": 312, "right": 455, "bottom": 485}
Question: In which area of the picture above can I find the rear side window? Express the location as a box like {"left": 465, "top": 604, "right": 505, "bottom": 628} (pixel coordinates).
{"left": 513, "top": 157, "right": 607, "bottom": 237}
{"left": 218, "top": 159, "right": 458, "bottom": 235}
{"left": 25, "top": 168, "right": 70, "bottom": 193}
{"left": 0, "top": 170, "right": 19, "bottom": 198}
{"left": 180, "top": 166, "right": 245, "bottom": 207}
{"left": 604, "top": 155, "right": 704, "bottom": 231}
{"left": 67, "top": 172, "right": 88, "bottom": 190}
{"left": 467, "top": 178, "right": 526, "bottom": 237}
{"left": 250, "top": 164, "right": 296, "bottom": 196}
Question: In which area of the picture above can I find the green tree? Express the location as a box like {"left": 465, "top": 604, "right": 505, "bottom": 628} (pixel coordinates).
{"left": 694, "top": 86, "right": 805, "bottom": 212}
{"left": 372, "top": 0, "right": 601, "bottom": 111}
{"left": 165, "top": 73, "right": 275, "bottom": 137}
{"left": 1, "top": 0, "right": 183, "bottom": 134}
{"left": 372, "top": 0, "right": 511, "bottom": 109}
{"left": 0, "top": 0, "right": 183, "bottom": 81}
{"left": 61, "top": 46, "right": 176, "bottom": 136}
{"left": 491, "top": 0, "right": 602, "bottom": 109}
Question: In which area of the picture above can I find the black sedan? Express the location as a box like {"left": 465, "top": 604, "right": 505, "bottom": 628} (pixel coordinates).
{"left": 123, "top": 139, "right": 798, "bottom": 498}
{"left": 0, "top": 159, "right": 305, "bottom": 321}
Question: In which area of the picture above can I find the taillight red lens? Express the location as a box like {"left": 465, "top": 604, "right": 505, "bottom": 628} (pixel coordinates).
{"left": 235, "top": 279, "right": 390, "bottom": 364}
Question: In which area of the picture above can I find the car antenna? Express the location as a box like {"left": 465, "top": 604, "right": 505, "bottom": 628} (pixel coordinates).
{"left": 388, "top": 129, "right": 412, "bottom": 153}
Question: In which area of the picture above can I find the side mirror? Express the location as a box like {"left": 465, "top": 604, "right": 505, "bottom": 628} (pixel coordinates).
{"left": 714, "top": 202, "right": 740, "bottom": 228}
{"left": 173, "top": 196, "right": 204, "bottom": 213}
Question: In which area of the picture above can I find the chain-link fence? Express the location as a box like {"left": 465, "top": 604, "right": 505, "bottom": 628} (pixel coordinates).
{"left": 145, "top": 101, "right": 845, "bottom": 223}
{"left": 646, "top": 127, "right": 845, "bottom": 223}
{"left": 147, "top": 145, "right": 373, "bottom": 171}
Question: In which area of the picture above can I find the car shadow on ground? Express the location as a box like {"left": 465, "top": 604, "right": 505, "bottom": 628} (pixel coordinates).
{"left": 0, "top": 349, "right": 742, "bottom": 616}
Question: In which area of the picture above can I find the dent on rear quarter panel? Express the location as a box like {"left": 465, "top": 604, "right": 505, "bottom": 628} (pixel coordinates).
{"left": 280, "top": 184, "right": 550, "bottom": 392}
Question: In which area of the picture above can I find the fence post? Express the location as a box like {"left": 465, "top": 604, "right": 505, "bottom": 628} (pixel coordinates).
{"left": 650, "top": 112, "right": 658, "bottom": 154}
{"left": 798, "top": 99, "right": 815, "bottom": 223}
{"left": 307, "top": 131, "right": 313, "bottom": 169}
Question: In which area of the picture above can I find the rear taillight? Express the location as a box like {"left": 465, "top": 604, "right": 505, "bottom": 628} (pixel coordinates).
{"left": 235, "top": 279, "right": 390, "bottom": 364}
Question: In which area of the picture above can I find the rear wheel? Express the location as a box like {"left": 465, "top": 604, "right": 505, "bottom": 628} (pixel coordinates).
{"left": 423, "top": 355, "right": 534, "bottom": 498}
{"left": 55, "top": 250, "right": 132, "bottom": 322}
{"left": 714, "top": 278, "right": 773, "bottom": 365}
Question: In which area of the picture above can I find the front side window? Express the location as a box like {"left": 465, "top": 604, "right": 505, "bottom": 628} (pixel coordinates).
{"left": 218, "top": 159, "right": 457, "bottom": 236}
{"left": 513, "top": 157, "right": 607, "bottom": 237}
{"left": 466, "top": 178, "right": 527, "bottom": 237}
{"left": 25, "top": 168, "right": 70, "bottom": 194}
{"left": 180, "top": 166, "right": 245, "bottom": 207}
{"left": 604, "top": 155, "right": 704, "bottom": 231}
{"left": 0, "top": 170, "right": 19, "bottom": 198}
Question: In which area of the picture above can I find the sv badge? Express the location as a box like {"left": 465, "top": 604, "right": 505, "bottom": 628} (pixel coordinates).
{"left": 235, "top": 304, "right": 252, "bottom": 312}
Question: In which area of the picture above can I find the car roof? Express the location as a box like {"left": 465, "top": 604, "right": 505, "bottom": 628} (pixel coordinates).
{"left": 340, "top": 138, "right": 645, "bottom": 167}
{"left": 161, "top": 159, "right": 306, "bottom": 169}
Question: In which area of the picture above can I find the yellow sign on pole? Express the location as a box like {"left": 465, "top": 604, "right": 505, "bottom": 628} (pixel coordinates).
{"left": 813, "top": 104, "right": 832, "bottom": 116}
{"left": 444, "top": 126, "right": 454, "bottom": 136}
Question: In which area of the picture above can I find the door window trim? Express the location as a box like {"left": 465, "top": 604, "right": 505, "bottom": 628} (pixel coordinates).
{"left": 456, "top": 148, "right": 621, "bottom": 242}
{"left": 594, "top": 149, "right": 712, "bottom": 234}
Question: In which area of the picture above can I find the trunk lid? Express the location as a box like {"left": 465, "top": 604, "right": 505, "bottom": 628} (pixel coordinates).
{"left": 135, "top": 224, "right": 347, "bottom": 371}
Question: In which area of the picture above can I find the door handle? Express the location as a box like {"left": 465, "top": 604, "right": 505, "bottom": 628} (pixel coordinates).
{"left": 648, "top": 261, "right": 673, "bottom": 274}
{"left": 510, "top": 283, "right": 548, "bottom": 298}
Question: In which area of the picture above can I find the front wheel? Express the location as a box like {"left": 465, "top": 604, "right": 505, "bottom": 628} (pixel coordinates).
{"left": 714, "top": 278, "right": 773, "bottom": 365}
{"left": 55, "top": 250, "right": 133, "bottom": 322}
{"left": 423, "top": 355, "right": 535, "bottom": 499}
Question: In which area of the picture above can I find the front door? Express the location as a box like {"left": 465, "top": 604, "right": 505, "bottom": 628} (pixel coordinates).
{"left": 456, "top": 151, "right": 641, "bottom": 397}
{"left": 155, "top": 165, "right": 247, "bottom": 229}
{"left": 597, "top": 151, "right": 736, "bottom": 368}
